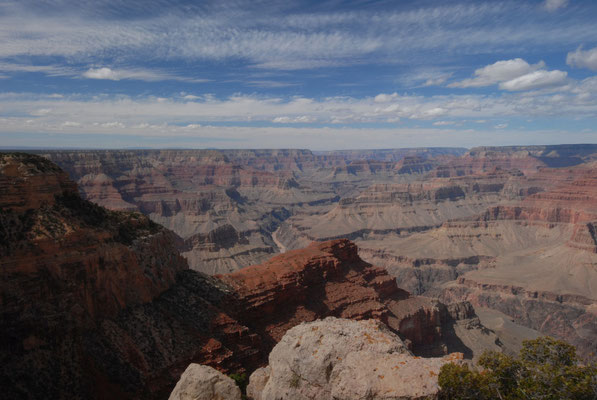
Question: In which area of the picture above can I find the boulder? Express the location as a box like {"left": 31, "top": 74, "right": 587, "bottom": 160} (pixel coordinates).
{"left": 169, "top": 364, "right": 241, "bottom": 400}
{"left": 247, "top": 317, "right": 462, "bottom": 400}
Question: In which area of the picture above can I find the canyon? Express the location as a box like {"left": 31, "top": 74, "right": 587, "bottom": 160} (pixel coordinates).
{"left": 37, "top": 145, "right": 597, "bottom": 358}
{"left": 3, "top": 144, "right": 597, "bottom": 397}
{"left": 1, "top": 152, "right": 501, "bottom": 399}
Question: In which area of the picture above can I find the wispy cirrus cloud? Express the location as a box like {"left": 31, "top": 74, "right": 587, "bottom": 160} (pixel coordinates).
{"left": 82, "top": 67, "right": 209, "bottom": 82}
{"left": 1, "top": 1, "right": 596, "bottom": 72}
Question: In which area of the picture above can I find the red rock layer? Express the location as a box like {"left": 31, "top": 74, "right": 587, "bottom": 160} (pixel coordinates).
{"left": 217, "top": 239, "right": 454, "bottom": 351}
{"left": 0, "top": 153, "right": 78, "bottom": 211}
{"left": 478, "top": 164, "right": 597, "bottom": 252}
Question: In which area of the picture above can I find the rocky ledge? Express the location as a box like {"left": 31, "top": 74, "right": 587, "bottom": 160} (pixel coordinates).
{"left": 169, "top": 318, "right": 464, "bottom": 400}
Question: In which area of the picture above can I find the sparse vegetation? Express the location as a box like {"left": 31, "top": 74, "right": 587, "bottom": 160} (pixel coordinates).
{"left": 289, "top": 371, "right": 301, "bottom": 388}
{"left": 438, "top": 337, "right": 597, "bottom": 399}
{"left": 229, "top": 372, "right": 248, "bottom": 398}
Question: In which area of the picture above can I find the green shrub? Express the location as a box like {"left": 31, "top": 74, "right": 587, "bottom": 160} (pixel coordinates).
{"left": 229, "top": 372, "right": 248, "bottom": 395}
{"left": 438, "top": 337, "right": 597, "bottom": 399}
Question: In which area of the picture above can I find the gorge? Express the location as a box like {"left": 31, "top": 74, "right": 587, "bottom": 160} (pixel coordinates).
{"left": 2, "top": 145, "right": 597, "bottom": 398}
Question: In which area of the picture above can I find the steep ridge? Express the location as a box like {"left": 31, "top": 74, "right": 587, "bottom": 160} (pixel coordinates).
{"left": 0, "top": 153, "right": 194, "bottom": 399}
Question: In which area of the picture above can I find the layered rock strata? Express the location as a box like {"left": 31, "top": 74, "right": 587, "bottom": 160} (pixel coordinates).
{"left": 38, "top": 148, "right": 464, "bottom": 273}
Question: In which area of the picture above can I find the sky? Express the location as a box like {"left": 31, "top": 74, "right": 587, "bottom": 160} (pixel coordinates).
{"left": 1, "top": 0, "right": 597, "bottom": 150}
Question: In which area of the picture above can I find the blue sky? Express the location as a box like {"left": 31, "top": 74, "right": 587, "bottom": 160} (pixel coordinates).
{"left": 1, "top": 0, "right": 597, "bottom": 149}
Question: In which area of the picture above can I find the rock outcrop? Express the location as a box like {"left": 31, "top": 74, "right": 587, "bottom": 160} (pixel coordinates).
{"left": 247, "top": 317, "right": 463, "bottom": 400}
{"left": 0, "top": 153, "right": 193, "bottom": 399}
{"left": 218, "top": 239, "right": 498, "bottom": 359}
{"left": 218, "top": 239, "right": 409, "bottom": 348}
{"left": 168, "top": 364, "right": 241, "bottom": 400}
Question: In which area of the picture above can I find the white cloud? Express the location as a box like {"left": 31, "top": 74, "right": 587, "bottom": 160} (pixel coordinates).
{"left": 374, "top": 93, "right": 399, "bottom": 103}
{"left": 83, "top": 67, "right": 120, "bottom": 80}
{"left": 433, "top": 121, "right": 457, "bottom": 126}
{"left": 494, "top": 123, "right": 509, "bottom": 129}
{"left": 544, "top": 0, "right": 569, "bottom": 12}
{"left": 62, "top": 121, "right": 81, "bottom": 127}
{"left": 567, "top": 46, "right": 597, "bottom": 71}
{"left": 31, "top": 108, "right": 52, "bottom": 116}
{"left": 449, "top": 59, "right": 545, "bottom": 88}
{"left": 420, "top": 107, "right": 447, "bottom": 118}
{"left": 100, "top": 121, "right": 125, "bottom": 128}
{"left": 82, "top": 67, "right": 207, "bottom": 82}
{"left": 0, "top": 2, "right": 595, "bottom": 73}
{"left": 499, "top": 70, "right": 568, "bottom": 91}
{"left": 423, "top": 76, "right": 450, "bottom": 87}
{"left": 272, "top": 115, "right": 317, "bottom": 123}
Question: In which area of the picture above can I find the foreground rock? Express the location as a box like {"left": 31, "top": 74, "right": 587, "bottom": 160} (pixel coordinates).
{"left": 247, "top": 317, "right": 462, "bottom": 400}
{"left": 169, "top": 364, "right": 241, "bottom": 400}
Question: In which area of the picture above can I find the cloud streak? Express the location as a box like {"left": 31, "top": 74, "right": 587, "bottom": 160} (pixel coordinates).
{"left": 1, "top": 76, "right": 595, "bottom": 135}
{"left": 1, "top": 1, "right": 596, "bottom": 73}
{"left": 82, "top": 67, "right": 208, "bottom": 82}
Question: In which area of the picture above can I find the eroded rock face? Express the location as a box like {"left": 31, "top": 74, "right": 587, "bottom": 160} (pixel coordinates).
{"left": 168, "top": 364, "right": 241, "bottom": 400}
{"left": 38, "top": 148, "right": 464, "bottom": 274}
{"left": 219, "top": 239, "right": 443, "bottom": 351}
{"left": 247, "top": 317, "right": 463, "bottom": 400}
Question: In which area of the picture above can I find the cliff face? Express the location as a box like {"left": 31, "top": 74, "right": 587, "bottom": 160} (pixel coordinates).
{"left": 0, "top": 153, "right": 191, "bottom": 399}
{"left": 219, "top": 239, "right": 409, "bottom": 347}
{"left": 0, "top": 153, "right": 186, "bottom": 318}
